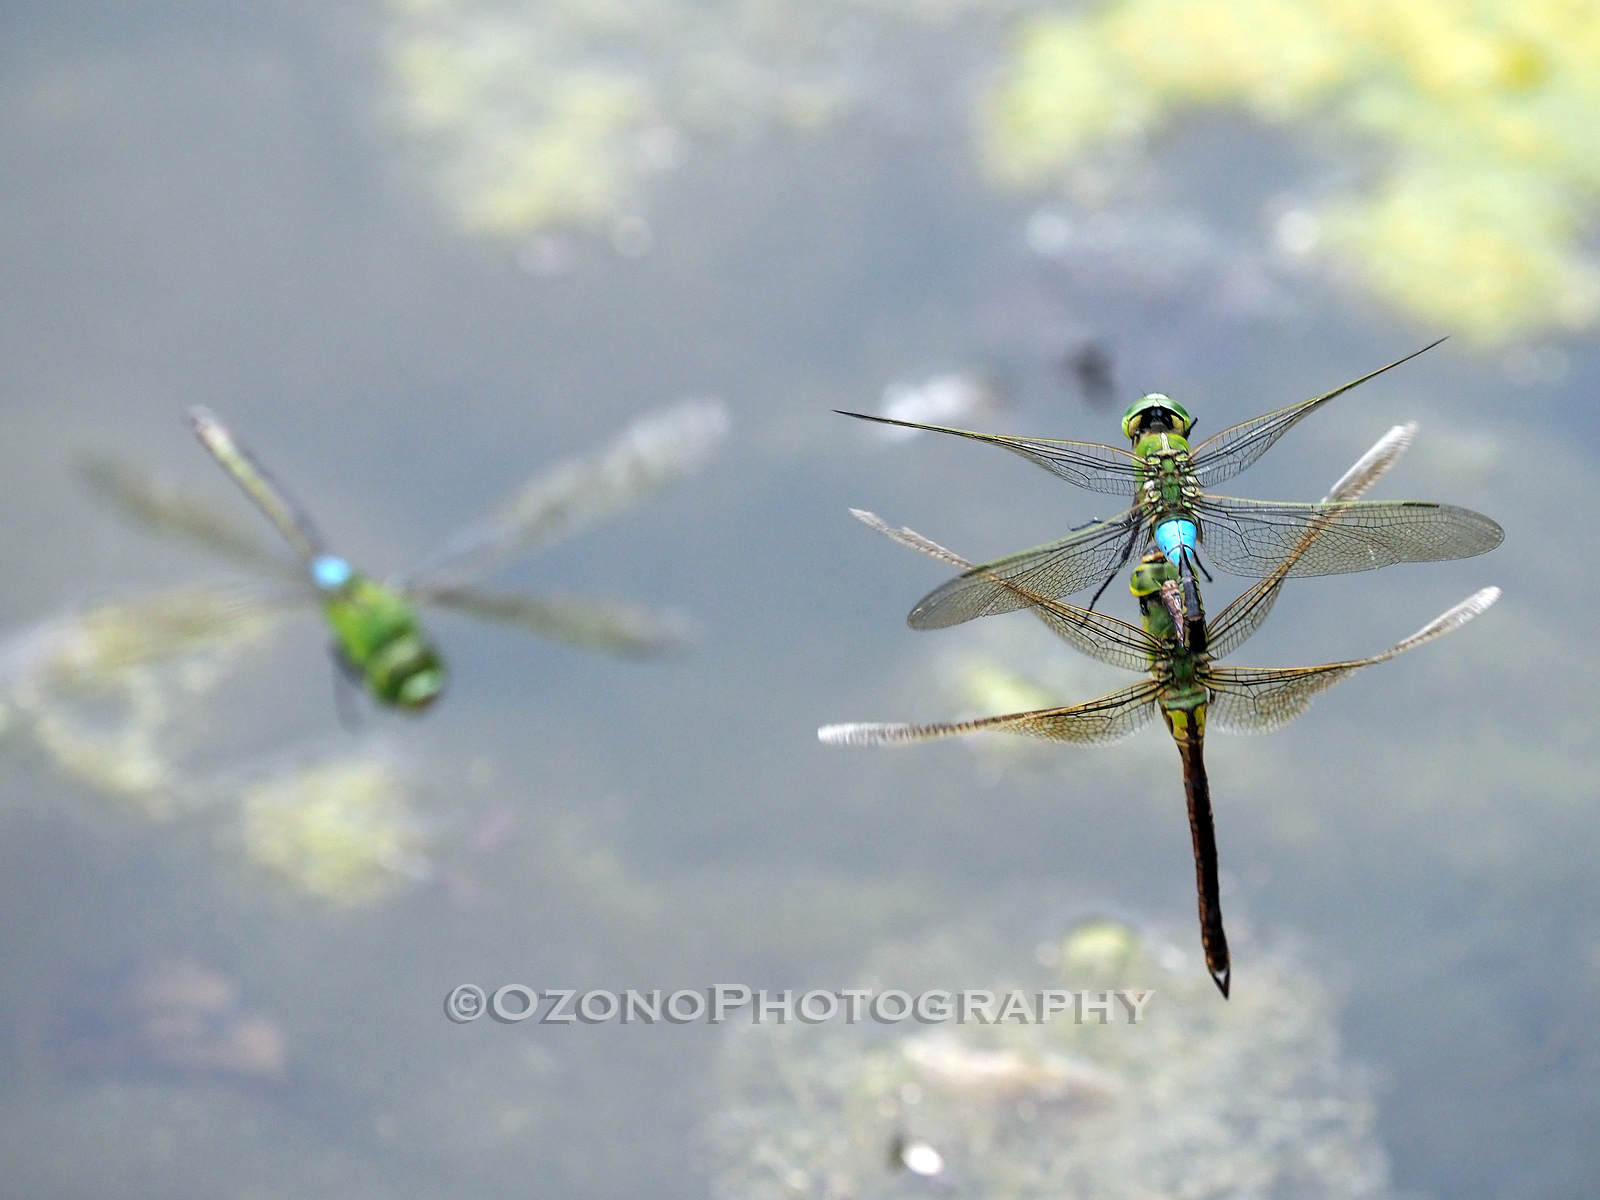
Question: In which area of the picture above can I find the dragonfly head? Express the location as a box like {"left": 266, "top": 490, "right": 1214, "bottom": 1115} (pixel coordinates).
{"left": 311, "top": 555, "right": 354, "bottom": 593}
{"left": 1121, "top": 394, "right": 1194, "bottom": 441}
{"left": 1128, "top": 550, "right": 1177, "bottom": 599}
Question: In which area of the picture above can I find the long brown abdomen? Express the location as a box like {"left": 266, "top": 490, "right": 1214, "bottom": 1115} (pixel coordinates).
{"left": 1174, "top": 720, "right": 1230, "bottom": 997}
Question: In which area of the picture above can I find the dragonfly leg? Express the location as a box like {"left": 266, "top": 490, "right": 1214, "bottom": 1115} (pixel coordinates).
{"left": 1087, "top": 518, "right": 1144, "bottom": 612}
{"left": 329, "top": 644, "right": 365, "bottom": 731}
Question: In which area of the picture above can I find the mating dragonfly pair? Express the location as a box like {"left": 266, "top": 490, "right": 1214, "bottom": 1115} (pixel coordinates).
{"left": 820, "top": 343, "right": 1503, "bottom": 998}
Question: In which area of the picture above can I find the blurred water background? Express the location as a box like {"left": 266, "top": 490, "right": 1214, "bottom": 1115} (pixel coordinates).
{"left": 1, "top": 1, "right": 1595, "bottom": 1196}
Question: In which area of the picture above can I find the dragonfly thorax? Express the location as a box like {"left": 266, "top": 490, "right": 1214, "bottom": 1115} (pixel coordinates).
{"left": 323, "top": 578, "right": 448, "bottom": 711}
{"left": 1134, "top": 445, "right": 1201, "bottom": 522}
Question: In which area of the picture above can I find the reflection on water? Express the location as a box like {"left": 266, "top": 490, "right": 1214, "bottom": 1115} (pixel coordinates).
{"left": 708, "top": 919, "right": 1395, "bottom": 1200}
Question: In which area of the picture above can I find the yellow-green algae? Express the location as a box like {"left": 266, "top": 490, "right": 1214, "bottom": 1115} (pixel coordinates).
{"left": 986, "top": 0, "right": 1600, "bottom": 342}
{"left": 0, "top": 587, "right": 277, "bottom": 813}
{"left": 385, "top": 0, "right": 1015, "bottom": 237}
{"left": 239, "top": 755, "right": 429, "bottom": 904}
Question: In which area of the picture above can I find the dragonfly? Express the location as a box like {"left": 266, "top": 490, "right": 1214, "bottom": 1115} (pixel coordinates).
{"left": 837, "top": 340, "right": 1502, "bottom": 631}
{"left": 821, "top": 425, "right": 1499, "bottom": 997}
{"left": 83, "top": 400, "right": 728, "bottom": 712}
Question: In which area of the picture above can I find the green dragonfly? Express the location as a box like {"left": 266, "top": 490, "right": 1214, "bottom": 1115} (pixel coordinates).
{"left": 822, "top": 425, "right": 1499, "bottom": 996}
{"left": 838, "top": 341, "right": 1502, "bottom": 628}
{"left": 83, "top": 401, "right": 728, "bottom": 712}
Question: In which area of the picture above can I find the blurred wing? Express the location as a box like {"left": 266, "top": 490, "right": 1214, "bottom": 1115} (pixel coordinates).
{"left": 1322, "top": 421, "right": 1416, "bottom": 503}
{"left": 81, "top": 458, "right": 303, "bottom": 582}
{"left": 189, "top": 408, "right": 328, "bottom": 564}
{"left": 1206, "top": 587, "right": 1499, "bottom": 733}
{"left": 6, "top": 584, "right": 299, "bottom": 684}
{"left": 407, "top": 398, "right": 729, "bottom": 587}
{"left": 850, "top": 510, "right": 1156, "bottom": 673}
{"left": 837, "top": 411, "right": 1140, "bottom": 494}
{"left": 819, "top": 680, "right": 1162, "bottom": 747}
{"left": 417, "top": 586, "right": 698, "bottom": 658}
{"left": 907, "top": 511, "right": 1143, "bottom": 629}
{"left": 1189, "top": 340, "right": 1444, "bottom": 487}
{"left": 1198, "top": 497, "right": 1503, "bottom": 579}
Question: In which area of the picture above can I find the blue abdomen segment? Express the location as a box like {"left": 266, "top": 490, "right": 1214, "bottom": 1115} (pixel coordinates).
{"left": 1154, "top": 518, "right": 1198, "bottom": 566}
{"left": 312, "top": 555, "right": 354, "bottom": 592}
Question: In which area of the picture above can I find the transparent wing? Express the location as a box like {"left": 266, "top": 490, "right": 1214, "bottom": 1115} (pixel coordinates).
{"left": 189, "top": 408, "right": 328, "bottom": 564}
{"left": 1206, "top": 587, "right": 1499, "bottom": 733}
{"left": 1205, "top": 422, "right": 1423, "bottom": 659}
{"left": 819, "top": 680, "right": 1162, "bottom": 747}
{"left": 416, "top": 586, "right": 698, "bottom": 658}
{"left": 837, "top": 411, "right": 1140, "bottom": 495}
{"left": 906, "top": 511, "right": 1144, "bottom": 629}
{"left": 1197, "top": 496, "right": 1503, "bottom": 580}
{"left": 1188, "top": 340, "right": 1444, "bottom": 487}
{"left": 80, "top": 458, "right": 304, "bottom": 582}
{"left": 850, "top": 510, "right": 1157, "bottom": 673}
{"left": 406, "top": 399, "right": 729, "bottom": 588}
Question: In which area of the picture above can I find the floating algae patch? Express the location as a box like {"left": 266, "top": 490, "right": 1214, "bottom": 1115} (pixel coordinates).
{"left": 985, "top": 0, "right": 1600, "bottom": 343}
{"left": 385, "top": 0, "right": 1043, "bottom": 239}
{"left": 0, "top": 587, "right": 279, "bottom": 813}
{"left": 706, "top": 918, "right": 1396, "bottom": 1200}
{"left": 237, "top": 746, "right": 431, "bottom": 904}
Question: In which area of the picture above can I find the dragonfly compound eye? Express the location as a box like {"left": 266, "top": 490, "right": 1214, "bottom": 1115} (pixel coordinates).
{"left": 1121, "top": 394, "right": 1194, "bottom": 439}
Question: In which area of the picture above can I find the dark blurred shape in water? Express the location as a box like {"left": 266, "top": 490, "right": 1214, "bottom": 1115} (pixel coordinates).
{"left": 1061, "top": 340, "right": 1116, "bottom": 408}
{"left": 51, "top": 959, "right": 287, "bottom": 1086}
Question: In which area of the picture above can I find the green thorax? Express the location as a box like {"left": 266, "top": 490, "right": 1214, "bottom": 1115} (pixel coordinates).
{"left": 1130, "top": 429, "right": 1200, "bottom": 522}
{"left": 322, "top": 576, "right": 446, "bottom": 710}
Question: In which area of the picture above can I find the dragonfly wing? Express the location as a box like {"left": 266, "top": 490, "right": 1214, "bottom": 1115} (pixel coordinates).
{"left": 849, "top": 508, "right": 971, "bottom": 571}
{"left": 5, "top": 584, "right": 301, "bottom": 684}
{"left": 81, "top": 459, "right": 303, "bottom": 582}
{"left": 908, "top": 512, "right": 1143, "bottom": 628}
{"left": 850, "top": 509, "right": 1156, "bottom": 672}
{"left": 406, "top": 399, "right": 729, "bottom": 588}
{"left": 1188, "top": 340, "right": 1445, "bottom": 487}
{"left": 1205, "top": 587, "right": 1499, "bottom": 733}
{"left": 1198, "top": 497, "right": 1503, "bottom": 579}
{"left": 417, "top": 586, "right": 698, "bottom": 657}
{"left": 189, "top": 408, "right": 328, "bottom": 564}
{"left": 1203, "top": 422, "right": 1424, "bottom": 660}
{"left": 819, "top": 680, "right": 1162, "bottom": 747}
{"left": 837, "top": 411, "right": 1141, "bottom": 495}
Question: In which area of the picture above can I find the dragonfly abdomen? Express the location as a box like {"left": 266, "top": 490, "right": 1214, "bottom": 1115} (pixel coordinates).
{"left": 1163, "top": 700, "right": 1230, "bottom": 998}
{"left": 324, "top": 578, "right": 446, "bottom": 711}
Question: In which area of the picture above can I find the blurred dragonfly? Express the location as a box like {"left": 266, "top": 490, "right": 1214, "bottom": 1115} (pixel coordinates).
{"left": 825, "top": 425, "right": 1499, "bottom": 996}
{"left": 84, "top": 401, "right": 727, "bottom": 712}
{"left": 837, "top": 340, "right": 1501, "bottom": 627}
